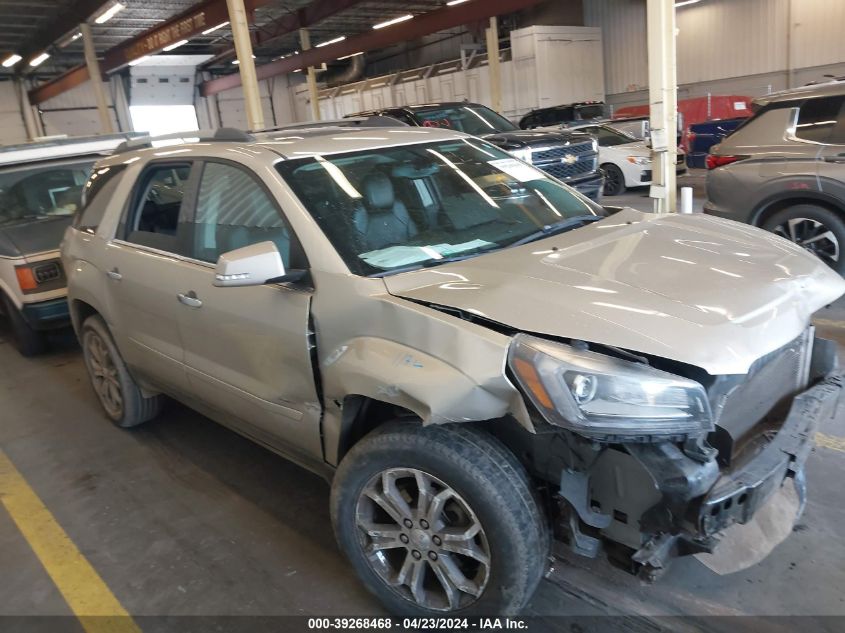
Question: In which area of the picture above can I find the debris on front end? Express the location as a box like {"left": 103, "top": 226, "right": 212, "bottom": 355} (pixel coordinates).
{"left": 514, "top": 329, "right": 843, "bottom": 579}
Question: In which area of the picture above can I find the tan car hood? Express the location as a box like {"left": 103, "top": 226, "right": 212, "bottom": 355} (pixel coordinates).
{"left": 384, "top": 208, "right": 845, "bottom": 375}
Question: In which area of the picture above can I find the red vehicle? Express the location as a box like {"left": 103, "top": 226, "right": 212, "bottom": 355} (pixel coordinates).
{"left": 613, "top": 95, "right": 753, "bottom": 150}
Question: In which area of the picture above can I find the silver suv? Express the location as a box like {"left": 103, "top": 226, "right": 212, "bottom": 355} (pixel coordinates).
{"left": 704, "top": 81, "right": 845, "bottom": 273}
{"left": 62, "top": 125, "right": 845, "bottom": 615}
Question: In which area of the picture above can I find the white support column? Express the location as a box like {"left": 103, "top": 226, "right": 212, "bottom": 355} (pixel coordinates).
{"left": 299, "top": 28, "right": 321, "bottom": 121}
{"left": 81, "top": 22, "right": 115, "bottom": 135}
{"left": 647, "top": 0, "right": 678, "bottom": 214}
{"left": 226, "top": 0, "right": 264, "bottom": 130}
{"left": 485, "top": 17, "right": 502, "bottom": 114}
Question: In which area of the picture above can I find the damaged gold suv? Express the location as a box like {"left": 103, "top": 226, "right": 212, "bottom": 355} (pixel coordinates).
{"left": 62, "top": 126, "right": 845, "bottom": 615}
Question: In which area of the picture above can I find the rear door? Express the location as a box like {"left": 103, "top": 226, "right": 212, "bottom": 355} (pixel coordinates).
{"left": 173, "top": 159, "right": 323, "bottom": 461}
{"left": 105, "top": 161, "right": 196, "bottom": 394}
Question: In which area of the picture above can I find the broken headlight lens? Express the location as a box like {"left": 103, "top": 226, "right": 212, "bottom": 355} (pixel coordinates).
{"left": 508, "top": 333, "right": 713, "bottom": 438}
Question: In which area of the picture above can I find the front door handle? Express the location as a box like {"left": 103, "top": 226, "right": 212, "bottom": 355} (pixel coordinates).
{"left": 106, "top": 268, "right": 122, "bottom": 281}
{"left": 177, "top": 291, "right": 203, "bottom": 308}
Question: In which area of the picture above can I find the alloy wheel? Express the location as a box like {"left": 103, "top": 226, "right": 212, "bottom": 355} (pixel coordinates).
{"left": 355, "top": 468, "right": 491, "bottom": 612}
{"left": 773, "top": 217, "right": 840, "bottom": 265}
{"left": 85, "top": 332, "right": 123, "bottom": 419}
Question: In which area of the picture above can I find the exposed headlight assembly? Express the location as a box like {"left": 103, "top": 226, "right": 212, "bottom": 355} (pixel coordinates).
{"left": 509, "top": 334, "right": 713, "bottom": 439}
{"left": 626, "top": 155, "right": 651, "bottom": 166}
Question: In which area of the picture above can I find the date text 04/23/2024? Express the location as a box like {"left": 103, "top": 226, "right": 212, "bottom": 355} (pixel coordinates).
{"left": 307, "top": 617, "right": 529, "bottom": 630}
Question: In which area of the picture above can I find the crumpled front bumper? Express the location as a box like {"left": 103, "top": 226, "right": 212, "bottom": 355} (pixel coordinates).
{"left": 627, "top": 371, "right": 843, "bottom": 573}
{"left": 698, "top": 372, "right": 842, "bottom": 536}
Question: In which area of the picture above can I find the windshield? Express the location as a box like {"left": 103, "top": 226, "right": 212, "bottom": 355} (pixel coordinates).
{"left": 412, "top": 105, "right": 519, "bottom": 135}
{"left": 576, "top": 104, "right": 606, "bottom": 120}
{"left": 0, "top": 158, "right": 95, "bottom": 226}
{"left": 276, "top": 139, "right": 602, "bottom": 276}
{"left": 586, "top": 125, "right": 638, "bottom": 146}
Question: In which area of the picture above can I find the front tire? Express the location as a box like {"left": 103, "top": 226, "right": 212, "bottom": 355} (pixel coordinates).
{"left": 80, "top": 314, "right": 162, "bottom": 428}
{"left": 602, "top": 164, "right": 626, "bottom": 196}
{"left": 1, "top": 293, "right": 46, "bottom": 356}
{"left": 762, "top": 204, "right": 845, "bottom": 274}
{"left": 331, "top": 421, "right": 549, "bottom": 616}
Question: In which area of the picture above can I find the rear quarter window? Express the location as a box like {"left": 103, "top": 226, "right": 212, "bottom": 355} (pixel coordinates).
{"left": 74, "top": 164, "right": 127, "bottom": 231}
{"left": 795, "top": 96, "right": 844, "bottom": 144}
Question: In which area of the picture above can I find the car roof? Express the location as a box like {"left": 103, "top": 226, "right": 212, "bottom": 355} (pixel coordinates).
{"left": 95, "top": 126, "right": 471, "bottom": 167}
{"left": 754, "top": 80, "right": 845, "bottom": 107}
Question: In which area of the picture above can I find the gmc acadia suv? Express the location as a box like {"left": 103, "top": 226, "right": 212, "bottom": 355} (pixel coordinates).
{"left": 62, "top": 125, "right": 845, "bottom": 616}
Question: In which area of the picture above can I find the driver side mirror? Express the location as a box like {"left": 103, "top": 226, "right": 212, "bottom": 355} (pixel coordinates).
{"left": 213, "top": 241, "right": 302, "bottom": 287}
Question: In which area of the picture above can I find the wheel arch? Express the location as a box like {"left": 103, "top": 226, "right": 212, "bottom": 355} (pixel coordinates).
{"left": 751, "top": 192, "right": 845, "bottom": 227}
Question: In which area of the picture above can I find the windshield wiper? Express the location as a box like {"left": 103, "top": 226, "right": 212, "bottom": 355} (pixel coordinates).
{"left": 506, "top": 215, "right": 602, "bottom": 248}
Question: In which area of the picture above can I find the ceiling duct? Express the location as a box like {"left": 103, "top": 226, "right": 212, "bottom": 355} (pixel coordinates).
{"left": 322, "top": 53, "right": 366, "bottom": 87}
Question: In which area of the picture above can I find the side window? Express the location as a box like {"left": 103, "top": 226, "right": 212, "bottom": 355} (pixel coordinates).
{"left": 74, "top": 164, "right": 127, "bottom": 230}
{"left": 126, "top": 163, "right": 191, "bottom": 254}
{"left": 187, "top": 162, "right": 292, "bottom": 267}
{"left": 795, "top": 96, "right": 844, "bottom": 143}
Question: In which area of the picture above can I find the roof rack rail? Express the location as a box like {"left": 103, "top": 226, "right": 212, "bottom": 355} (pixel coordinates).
{"left": 252, "top": 116, "right": 407, "bottom": 133}
{"left": 114, "top": 128, "right": 253, "bottom": 153}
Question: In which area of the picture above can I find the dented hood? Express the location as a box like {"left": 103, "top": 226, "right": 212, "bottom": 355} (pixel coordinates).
{"left": 384, "top": 208, "right": 845, "bottom": 375}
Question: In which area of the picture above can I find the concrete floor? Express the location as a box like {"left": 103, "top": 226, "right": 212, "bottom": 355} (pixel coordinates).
{"left": 2, "top": 184, "right": 844, "bottom": 625}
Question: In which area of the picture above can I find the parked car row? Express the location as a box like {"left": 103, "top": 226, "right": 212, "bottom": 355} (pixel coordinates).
{"left": 346, "top": 103, "right": 606, "bottom": 201}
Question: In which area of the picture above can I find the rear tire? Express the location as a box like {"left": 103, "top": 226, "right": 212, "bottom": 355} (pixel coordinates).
{"left": 762, "top": 204, "right": 845, "bottom": 274}
{"left": 602, "top": 164, "right": 626, "bottom": 196}
{"left": 1, "top": 293, "right": 46, "bottom": 356}
{"left": 80, "top": 314, "right": 162, "bottom": 428}
{"left": 331, "top": 421, "right": 549, "bottom": 616}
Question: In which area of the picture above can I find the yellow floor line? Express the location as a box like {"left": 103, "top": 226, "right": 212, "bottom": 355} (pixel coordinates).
{"left": 816, "top": 432, "right": 845, "bottom": 453}
{"left": 0, "top": 449, "right": 140, "bottom": 633}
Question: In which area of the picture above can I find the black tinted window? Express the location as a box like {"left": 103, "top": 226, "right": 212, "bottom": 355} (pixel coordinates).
{"left": 795, "top": 96, "right": 844, "bottom": 143}
{"left": 189, "top": 162, "right": 292, "bottom": 266}
{"left": 75, "top": 164, "right": 127, "bottom": 230}
{"left": 126, "top": 164, "right": 190, "bottom": 253}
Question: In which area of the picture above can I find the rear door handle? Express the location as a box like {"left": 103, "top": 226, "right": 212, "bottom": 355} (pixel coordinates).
{"left": 824, "top": 153, "right": 845, "bottom": 163}
{"left": 177, "top": 291, "right": 203, "bottom": 308}
{"left": 106, "top": 268, "right": 122, "bottom": 281}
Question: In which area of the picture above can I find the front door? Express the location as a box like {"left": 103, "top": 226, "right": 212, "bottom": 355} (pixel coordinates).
{"left": 173, "top": 160, "right": 322, "bottom": 461}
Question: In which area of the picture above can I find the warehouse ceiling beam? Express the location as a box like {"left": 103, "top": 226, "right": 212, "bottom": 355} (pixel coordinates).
{"left": 200, "top": 0, "right": 545, "bottom": 97}
{"left": 28, "top": 0, "right": 272, "bottom": 105}
{"left": 16, "top": 0, "right": 109, "bottom": 63}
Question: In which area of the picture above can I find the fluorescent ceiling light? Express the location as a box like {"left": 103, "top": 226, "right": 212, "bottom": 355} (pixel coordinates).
{"left": 129, "top": 56, "right": 151, "bottom": 66}
{"left": 2, "top": 54, "right": 22, "bottom": 67}
{"left": 163, "top": 39, "right": 189, "bottom": 52}
{"left": 373, "top": 14, "right": 413, "bottom": 29}
{"left": 95, "top": 2, "right": 125, "bottom": 24}
{"left": 337, "top": 51, "right": 363, "bottom": 60}
{"left": 29, "top": 52, "right": 50, "bottom": 67}
{"left": 316, "top": 36, "right": 345, "bottom": 47}
{"left": 447, "top": 0, "right": 469, "bottom": 5}
{"left": 202, "top": 21, "right": 229, "bottom": 35}
{"left": 675, "top": 0, "right": 702, "bottom": 6}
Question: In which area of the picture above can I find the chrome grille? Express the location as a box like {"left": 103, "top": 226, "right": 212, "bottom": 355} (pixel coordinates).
{"left": 532, "top": 142, "right": 594, "bottom": 163}
{"left": 539, "top": 159, "right": 596, "bottom": 181}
